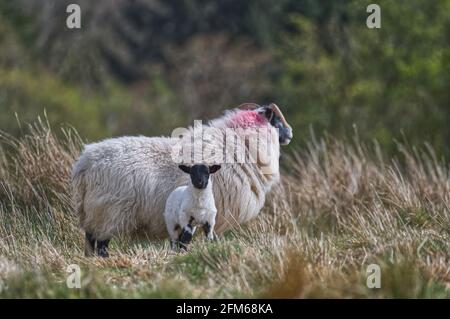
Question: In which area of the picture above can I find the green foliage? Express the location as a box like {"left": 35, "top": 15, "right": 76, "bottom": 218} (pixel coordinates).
{"left": 276, "top": 0, "right": 450, "bottom": 155}
{"left": 0, "top": 68, "right": 106, "bottom": 138}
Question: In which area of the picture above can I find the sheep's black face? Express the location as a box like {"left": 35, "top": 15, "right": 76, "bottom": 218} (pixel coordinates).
{"left": 270, "top": 114, "right": 293, "bottom": 145}
{"left": 179, "top": 164, "right": 221, "bottom": 189}
{"left": 259, "top": 105, "right": 293, "bottom": 145}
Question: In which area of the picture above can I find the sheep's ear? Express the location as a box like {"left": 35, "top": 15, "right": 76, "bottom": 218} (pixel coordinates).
{"left": 258, "top": 106, "right": 274, "bottom": 122}
{"left": 178, "top": 165, "right": 191, "bottom": 174}
{"left": 209, "top": 165, "right": 221, "bottom": 174}
{"left": 264, "top": 107, "right": 274, "bottom": 122}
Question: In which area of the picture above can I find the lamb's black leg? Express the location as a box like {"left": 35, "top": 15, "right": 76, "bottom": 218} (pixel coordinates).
{"left": 203, "top": 222, "right": 211, "bottom": 237}
{"left": 170, "top": 239, "right": 179, "bottom": 250}
{"left": 170, "top": 224, "right": 181, "bottom": 250}
{"left": 97, "top": 239, "right": 110, "bottom": 258}
{"left": 203, "top": 222, "right": 217, "bottom": 241}
{"left": 179, "top": 223, "right": 195, "bottom": 251}
{"left": 85, "top": 232, "right": 96, "bottom": 257}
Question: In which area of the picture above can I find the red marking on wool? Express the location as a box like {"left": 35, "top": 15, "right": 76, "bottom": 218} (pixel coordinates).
{"left": 227, "top": 110, "right": 268, "bottom": 128}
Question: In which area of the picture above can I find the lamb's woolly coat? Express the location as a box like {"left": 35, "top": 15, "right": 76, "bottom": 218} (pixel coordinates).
{"left": 164, "top": 180, "right": 217, "bottom": 241}
{"left": 72, "top": 108, "right": 282, "bottom": 240}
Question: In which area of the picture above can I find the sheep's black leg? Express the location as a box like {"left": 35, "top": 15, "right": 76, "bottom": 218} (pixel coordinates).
{"left": 97, "top": 239, "right": 110, "bottom": 258}
{"left": 85, "top": 232, "right": 96, "bottom": 257}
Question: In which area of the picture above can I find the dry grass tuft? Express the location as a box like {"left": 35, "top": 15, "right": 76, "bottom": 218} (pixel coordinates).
{"left": 262, "top": 251, "right": 308, "bottom": 298}
{"left": 0, "top": 116, "right": 82, "bottom": 207}
{"left": 0, "top": 121, "right": 448, "bottom": 298}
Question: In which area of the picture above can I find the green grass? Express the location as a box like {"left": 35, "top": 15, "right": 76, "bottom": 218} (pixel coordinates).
{"left": 0, "top": 121, "right": 449, "bottom": 298}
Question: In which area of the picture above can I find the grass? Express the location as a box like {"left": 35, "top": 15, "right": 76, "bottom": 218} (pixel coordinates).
{"left": 0, "top": 119, "right": 449, "bottom": 298}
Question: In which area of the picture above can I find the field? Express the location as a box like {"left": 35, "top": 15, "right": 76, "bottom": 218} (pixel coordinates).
{"left": 0, "top": 119, "right": 449, "bottom": 298}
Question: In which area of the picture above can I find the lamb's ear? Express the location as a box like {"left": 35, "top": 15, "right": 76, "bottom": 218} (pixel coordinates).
{"left": 178, "top": 165, "right": 191, "bottom": 174}
{"left": 209, "top": 165, "right": 221, "bottom": 174}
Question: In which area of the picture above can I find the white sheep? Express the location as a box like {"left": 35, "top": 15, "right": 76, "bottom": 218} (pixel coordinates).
{"left": 164, "top": 164, "right": 221, "bottom": 250}
{"left": 71, "top": 103, "right": 292, "bottom": 257}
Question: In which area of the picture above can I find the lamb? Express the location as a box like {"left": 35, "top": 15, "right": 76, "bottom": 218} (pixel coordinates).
{"left": 71, "top": 103, "right": 292, "bottom": 257}
{"left": 164, "top": 164, "right": 221, "bottom": 250}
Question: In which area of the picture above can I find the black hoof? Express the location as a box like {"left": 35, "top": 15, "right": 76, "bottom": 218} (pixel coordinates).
{"left": 96, "top": 239, "right": 110, "bottom": 258}
{"left": 97, "top": 247, "right": 109, "bottom": 258}
{"left": 178, "top": 242, "right": 189, "bottom": 251}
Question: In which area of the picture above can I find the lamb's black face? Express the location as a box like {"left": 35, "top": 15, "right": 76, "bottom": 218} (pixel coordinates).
{"left": 190, "top": 165, "right": 210, "bottom": 189}
{"left": 179, "top": 164, "right": 221, "bottom": 189}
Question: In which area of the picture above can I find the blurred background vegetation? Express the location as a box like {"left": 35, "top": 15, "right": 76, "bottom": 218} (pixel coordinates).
{"left": 0, "top": 0, "right": 448, "bottom": 156}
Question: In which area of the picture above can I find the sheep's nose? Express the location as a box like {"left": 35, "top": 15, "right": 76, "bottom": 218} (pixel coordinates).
{"left": 280, "top": 128, "right": 293, "bottom": 145}
{"left": 286, "top": 128, "right": 293, "bottom": 140}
